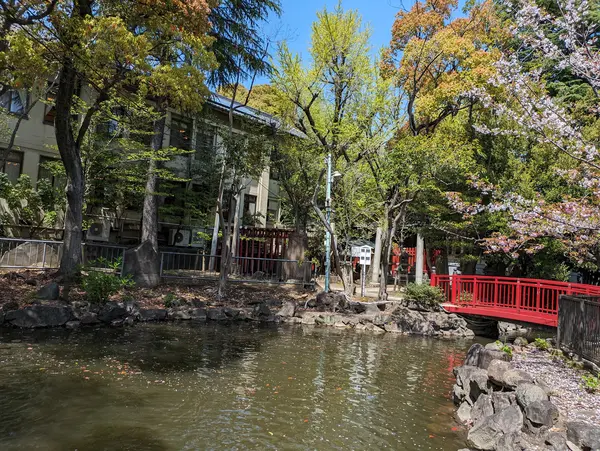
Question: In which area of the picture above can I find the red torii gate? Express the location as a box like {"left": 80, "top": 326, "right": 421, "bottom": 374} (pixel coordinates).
{"left": 431, "top": 274, "right": 600, "bottom": 327}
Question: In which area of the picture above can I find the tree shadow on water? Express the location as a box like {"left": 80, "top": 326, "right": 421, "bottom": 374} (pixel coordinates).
{"left": 61, "top": 424, "right": 170, "bottom": 451}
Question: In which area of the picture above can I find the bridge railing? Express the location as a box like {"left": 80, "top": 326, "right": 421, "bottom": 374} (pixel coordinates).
{"left": 431, "top": 274, "right": 600, "bottom": 326}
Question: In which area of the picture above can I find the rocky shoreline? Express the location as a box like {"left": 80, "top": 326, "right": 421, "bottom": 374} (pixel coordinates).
{"left": 453, "top": 342, "right": 600, "bottom": 451}
{"left": 0, "top": 291, "right": 475, "bottom": 338}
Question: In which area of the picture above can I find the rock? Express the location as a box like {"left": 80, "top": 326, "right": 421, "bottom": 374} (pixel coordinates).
{"left": 124, "top": 301, "right": 139, "bottom": 316}
{"left": 467, "top": 406, "right": 524, "bottom": 450}
{"left": 502, "top": 369, "right": 533, "bottom": 389}
{"left": 545, "top": 432, "right": 568, "bottom": 451}
{"left": 315, "top": 314, "right": 336, "bottom": 326}
{"left": 513, "top": 337, "right": 528, "bottom": 346}
{"left": 465, "top": 343, "right": 484, "bottom": 366}
{"left": 139, "top": 309, "right": 167, "bottom": 321}
{"left": 384, "top": 322, "right": 399, "bottom": 333}
{"left": 301, "top": 314, "right": 316, "bottom": 325}
{"left": 2, "top": 300, "right": 19, "bottom": 311}
{"left": 169, "top": 309, "right": 191, "bottom": 320}
{"left": 36, "top": 282, "right": 60, "bottom": 300}
{"left": 65, "top": 320, "right": 80, "bottom": 329}
{"left": 252, "top": 303, "right": 271, "bottom": 318}
{"left": 122, "top": 241, "right": 160, "bottom": 287}
{"left": 78, "top": 312, "right": 99, "bottom": 325}
{"left": 487, "top": 359, "right": 512, "bottom": 385}
{"left": 190, "top": 308, "right": 207, "bottom": 320}
{"left": 0, "top": 310, "right": 4, "bottom": 325}
{"left": 277, "top": 301, "right": 297, "bottom": 318}
{"left": 457, "top": 401, "right": 472, "bottom": 423}
{"left": 492, "top": 392, "right": 516, "bottom": 413}
{"left": 393, "top": 307, "right": 434, "bottom": 335}
{"left": 314, "top": 291, "right": 348, "bottom": 311}
{"left": 453, "top": 383, "right": 469, "bottom": 405}
{"left": 469, "top": 370, "right": 491, "bottom": 402}
{"left": 265, "top": 299, "right": 283, "bottom": 308}
{"left": 124, "top": 316, "right": 135, "bottom": 326}
{"left": 496, "top": 432, "right": 521, "bottom": 451}
{"left": 206, "top": 308, "right": 227, "bottom": 321}
{"left": 485, "top": 342, "right": 503, "bottom": 351}
{"left": 223, "top": 308, "right": 239, "bottom": 319}
{"left": 362, "top": 303, "right": 381, "bottom": 315}
{"left": 516, "top": 383, "right": 548, "bottom": 409}
{"left": 567, "top": 421, "right": 600, "bottom": 451}
{"left": 110, "top": 319, "right": 124, "bottom": 327}
{"left": 478, "top": 349, "right": 511, "bottom": 370}
{"left": 191, "top": 299, "right": 206, "bottom": 308}
{"left": 98, "top": 302, "right": 127, "bottom": 323}
{"left": 566, "top": 440, "right": 582, "bottom": 451}
{"left": 471, "top": 394, "right": 494, "bottom": 424}
{"left": 524, "top": 400, "right": 559, "bottom": 429}
{"left": 5, "top": 305, "right": 73, "bottom": 328}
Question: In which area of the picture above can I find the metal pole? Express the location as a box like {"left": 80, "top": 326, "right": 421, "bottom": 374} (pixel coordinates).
{"left": 324, "top": 152, "right": 332, "bottom": 293}
{"left": 361, "top": 264, "right": 366, "bottom": 297}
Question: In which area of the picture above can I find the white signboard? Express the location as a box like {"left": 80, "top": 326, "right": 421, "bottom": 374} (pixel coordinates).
{"left": 351, "top": 245, "right": 372, "bottom": 266}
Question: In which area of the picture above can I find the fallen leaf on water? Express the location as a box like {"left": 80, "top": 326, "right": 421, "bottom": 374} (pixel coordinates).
{"left": 336, "top": 387, "right": 342, "bottom": 391}
{"left": 304, "top": 419, "right": 309, "bottom": 423}
{"left": 268, "top": 432, "right": 273, "bottom": 436}
{"left": 429, "top": 434, "right": 435, "bottom": 438}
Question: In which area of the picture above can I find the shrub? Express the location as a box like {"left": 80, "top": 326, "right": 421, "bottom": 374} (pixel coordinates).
{"left": 495, "top": 340, "right": 513, "bottom": 358}
{"left": 534, "top": 337, "right": 549, "bottom": 351}
{"left": 582, "top": 373, "right": 600, "bottom": 393}
{"left": 404, "top": 283, "right": 444, "bottom": 307}
{"left": 82, "top": 258, "right": 133, "bottom": 303}
{"left": 163, "top": 292, "right": 176, "bottom": 308}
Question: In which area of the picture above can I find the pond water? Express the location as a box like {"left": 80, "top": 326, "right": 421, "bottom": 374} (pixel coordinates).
{"left": 0, "top": 323, "right": 474, "bottom": 450}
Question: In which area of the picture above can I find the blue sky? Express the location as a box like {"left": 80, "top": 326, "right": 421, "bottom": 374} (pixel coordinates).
{"left": 256, "top": 0, "right": 403, "bottom": 84}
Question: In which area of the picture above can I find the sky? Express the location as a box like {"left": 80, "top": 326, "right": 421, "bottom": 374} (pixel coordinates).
{"left": 255, "top": 0, "right": 404, "bottom": 85}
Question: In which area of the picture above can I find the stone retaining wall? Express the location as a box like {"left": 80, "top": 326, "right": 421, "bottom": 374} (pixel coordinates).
{"left": 0, "top": 297, "right": 475, "bottom": 338}
{"left": 454, "top": 343, "right": 600, "bottom": 451}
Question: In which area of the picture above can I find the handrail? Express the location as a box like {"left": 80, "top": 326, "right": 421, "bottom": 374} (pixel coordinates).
{"left": 430, "top": 274, "right": 600, "bottom": 326}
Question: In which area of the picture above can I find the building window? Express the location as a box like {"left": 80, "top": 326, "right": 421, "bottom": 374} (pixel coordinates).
{"left": 195, "top": 127, "right": 215, "bottom": 160}
{"left": 0, "top": 150, "right": 23, "bottom": 183}
{"left": 0, "top": 89, "right": 28, "bottom": 116}
{"left": 169, "top": 114, "right": 192, "bottom": 151}
{"left": 243, "top": 194, "right": 257, "bottom": 217}
{"left": 267, "top": 198, "right": 279, "bottom": 224}
{"left": 38, "top": 156, "right": 63, "bottom": 188}
{"left": 43, "top": 84, "right": 58, "bottom": 125}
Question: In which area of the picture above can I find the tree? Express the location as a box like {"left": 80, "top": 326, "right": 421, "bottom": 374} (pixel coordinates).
{"left": 450, "top": 0, "right": 600, "bottom": 267}
{"left": 273, "top": 4, "right": 377, "bottom": 292}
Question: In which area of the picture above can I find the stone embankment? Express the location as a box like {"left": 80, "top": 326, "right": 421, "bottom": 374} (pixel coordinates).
{"left": 0, "top": 290, "right": 475, "bottom": 338}
{"left": 454, "top": 342, "right": 600, "bottom": 451}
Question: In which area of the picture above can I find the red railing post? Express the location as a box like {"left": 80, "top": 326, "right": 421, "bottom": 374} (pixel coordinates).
{"left": 451, "top": 275, "right": 458, "bottom": 305}
{"left": 515, "top": 279, "right": 522, "bottom": 313}
{"left": 493, "top": 278, "right": 499, "bottom": 308}
{"left": 472, "top": 277, "right": 479, "bottom": 305}
{"left": 430, "top": 273, "right": 436, "bottom": 287}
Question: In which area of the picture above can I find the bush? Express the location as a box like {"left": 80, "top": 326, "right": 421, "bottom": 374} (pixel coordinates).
{"left": 82, "top": 258, "right": 134, "bottom": 303}
{"left": 495, "top": 340, "right": 513, "bottom": 358}
{"left": 404, "top": 283, "right": 444, "bottom": 307}
{"left": 534, "top": 337, "right": 549, "bottom": 351}
{"left": 582, "top": 373, "right": 600, "bottom": 393}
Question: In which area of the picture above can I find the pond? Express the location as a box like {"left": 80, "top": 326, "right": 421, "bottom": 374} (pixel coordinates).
{"left": 0, "top": 323, "right": 474, "bottom": 450}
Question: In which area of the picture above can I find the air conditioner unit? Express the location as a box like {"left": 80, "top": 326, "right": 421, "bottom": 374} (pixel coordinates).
{"left": 169, "top": 229, "right": 190, "bottom": 247}
{"left": 87, "top": 219, "right": 111, "bottom": 242}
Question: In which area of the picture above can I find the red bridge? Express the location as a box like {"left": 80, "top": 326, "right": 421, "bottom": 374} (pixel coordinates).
{"left": 430, "top": 274, "right": 600, "bottom": 327}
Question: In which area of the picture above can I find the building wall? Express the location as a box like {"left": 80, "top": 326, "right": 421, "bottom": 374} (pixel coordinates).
{"left": 0, "top": 88, "right": 283, "bottom": 244}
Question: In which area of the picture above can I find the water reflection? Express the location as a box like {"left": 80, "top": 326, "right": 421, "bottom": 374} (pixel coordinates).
{"left": 0, "top": 323, "right": 471, "bottom": 450}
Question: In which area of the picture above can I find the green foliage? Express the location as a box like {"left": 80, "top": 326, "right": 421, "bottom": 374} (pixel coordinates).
{"left": 163, "top": 292, "right": 176, "bottom": 308}
{"left": 534, "top": 338, "right": 550, "bottom": 351}
{"left": 82, "top": 258, "right": 133, "bottom": 304}
{"left": 495, "top": 340, "right": 513, "bottom": 358}
{"left": 404, "top": 283, "right": 444, "bottom": 307}
{"left": 581, "top": 373, "right": 600, "bottom": 393}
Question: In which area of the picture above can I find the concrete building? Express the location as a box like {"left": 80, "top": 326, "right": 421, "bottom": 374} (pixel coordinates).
{"left": 0, "top": 88, "right": 297, "bottom": 247}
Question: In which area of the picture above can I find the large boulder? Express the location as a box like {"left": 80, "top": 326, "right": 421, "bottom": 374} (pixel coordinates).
{"left": 501, "top": 369, "right": 533, "bottom": 390}
{"left": 492, "top": 392, "right": 516, "bottom": 413}
{"left": 467, "top": 405, "right": 524, "bottom": 450}
{"left": 314, "top": 291, "right": 348, "bottom": 311}
{"left": 122, "top": 240, "right": 160, "bottom": 288}
{"left": 454, "top": 365, "right": 490, "bottom": 403}
{"left": 5, "top": 305, "right": 73, "bottom": 328}
{"left": 139, "top": 309, "right": 167, "bottom": 321}
{"left": 465, "top": 343, "right": 484, "bottom": 366}
{"left": 206, "top": 308, "right": 227, "bottom": 321}
{"left": 98, "top": 302, "right": 127, "bottom": 324}
{"left": 252, "top": 303, "right": 271, "bottom": 318}
{"left": 487, "top": 360, "right": 512, "bottom": 386}
{"left": 36, "top": 282, "right": 60, "bottom": 300}
{"left": 478, "top": 349, "right": 511, "bottom": 370}
{"left": 471, "top": 394, "right": 494, "bottom": 425}
{"left": 393, "top": 307, "right": 434, "bottom": 335}
{"left": 524, "top": 400, "right": 559, "bottom": 430}
{"left": 457, "top": 401, "right": 473, "bottom": 424}
{"left": 515, "top": 383, "right": 548, "bottom": 409}
{"left": 567, "top": 421, "right": 600, "bottom": 450}
{"left": 277, "top": 301, "right": 297, "bottom": 318}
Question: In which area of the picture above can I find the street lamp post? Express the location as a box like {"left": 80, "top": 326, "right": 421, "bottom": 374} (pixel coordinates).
{"left": 324, "top": 152, "right": 332, "bottom": 293}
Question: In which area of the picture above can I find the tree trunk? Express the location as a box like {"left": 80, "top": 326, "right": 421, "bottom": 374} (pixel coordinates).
{"left": 55, "top": 57, "right": 83, "bottom": 282}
